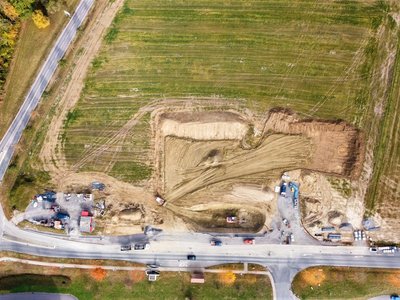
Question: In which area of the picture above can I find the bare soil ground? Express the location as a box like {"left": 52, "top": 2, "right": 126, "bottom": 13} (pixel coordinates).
{"left": 33, "top": 0, "right": 179, "bottom": 235}
{"left": 30, "top": 0, "right": 369, "bottom": 235}
{"left": 152, "top": 110, "right": 363, "bottom": 232}
{"left": 39, "top": 93, "right": 364, "bottom": 234}
{"left": 263, "top": 110, "right": 364, "bottom": 178}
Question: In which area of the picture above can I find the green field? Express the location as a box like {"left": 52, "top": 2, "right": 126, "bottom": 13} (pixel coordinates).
{"left": 0, "top": 266, "right": 272, "bottom": 300}
{"left": 292, "top": 266, "right": 400, "bottom": 299}
{"left": 62, "top": 0, "right": 387, "bottom": 180}
{"left": 366, "top": 31, "right": 400, "bottom": 216}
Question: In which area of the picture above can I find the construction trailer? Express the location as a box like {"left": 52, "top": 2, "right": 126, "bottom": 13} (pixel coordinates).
{"left": 80, "top": 216, "right": 95, "bottom": 233}
{"left": 191, "top": 272, "right": 205, "bottom": 284}
{"left": 328, "top": 233, "right": 342, "bottom": 241}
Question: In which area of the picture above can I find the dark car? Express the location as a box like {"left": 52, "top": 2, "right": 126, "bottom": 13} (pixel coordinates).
{"left": 120, "top": 245, "right": 131, "bottom": 251}
{"left": 210, "top": 239, "right": 222, "bottom": 246}
{"left": 187, "top": 255, "right": 196, "bottom": 260}
{"left": 145, "top": 269, "right": 160, "bottom": 276}
{"left": 134, "top": 243, "right": 149, "bottom": 250}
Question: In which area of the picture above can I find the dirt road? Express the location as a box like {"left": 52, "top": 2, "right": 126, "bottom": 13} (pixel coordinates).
{"left": 39, "top": 0, "right": 125, "bottom": 183}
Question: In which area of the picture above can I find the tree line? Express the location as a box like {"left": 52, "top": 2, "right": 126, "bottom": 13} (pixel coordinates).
{"left": 0, "top": 0, "right": 61, "bottom": 93}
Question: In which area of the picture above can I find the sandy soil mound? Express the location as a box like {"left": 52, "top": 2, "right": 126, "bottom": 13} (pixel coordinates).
{"left": 160, "top": 111, "right": 249, "bottom": 140}
{"left": 154, "top": 109, "right": 364, "bottom": 233}
{"left": 264, "top": 110, "right": 364, "bottom": 178}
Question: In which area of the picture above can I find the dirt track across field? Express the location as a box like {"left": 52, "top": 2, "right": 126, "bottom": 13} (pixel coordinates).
{"left": 31, "top": 0, "right": 365, "bottom": 234}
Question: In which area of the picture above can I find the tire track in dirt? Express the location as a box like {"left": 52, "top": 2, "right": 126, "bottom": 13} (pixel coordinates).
{"left": 39, "top": 0, "right": 126, "bottom": 183}
{"left": 73, "top": 97, "right": 246, "bottom": 173}
{"left": 165, "top": 134, "right": 312, "bottom": 201}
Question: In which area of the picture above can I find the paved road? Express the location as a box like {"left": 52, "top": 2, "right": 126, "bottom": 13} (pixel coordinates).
{"left": 1, "top": 237, "right": 400, "bottom": 299}
{"left": 0, "top": 293, "right": 78, "bottom": 300}
{"left": 0, "top": 0, "right": 94, "bottom": 182}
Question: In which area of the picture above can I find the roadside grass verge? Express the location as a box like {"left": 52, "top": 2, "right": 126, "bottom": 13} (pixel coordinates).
{"left": 0, "top": 1, "right": 101, "bottom": 216}
{"left": 292, "top": 266, "right": 400, "bottom": 299}
{"left": 206, "top": 263, "right": 244, "bottom": 270}
{"left": 0, "top": 0, "right": 80, "bottom": 137}
{"left": 8, "top": 165, "right": 51, "bottom": 211}
{"left": 0, "top": 251, "right": 145, "bottom": 267}
{"left": 248, "top": 263, "right": 266, "bottom": 271}
{"left": 63, "top": 0, "right": 386, "bottom": 180}
{"left": 0, "top": 263, "right": 272, "bottom": 299}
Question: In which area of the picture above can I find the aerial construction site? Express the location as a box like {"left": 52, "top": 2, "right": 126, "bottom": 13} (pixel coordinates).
{"left": 1, "top": 0, "right": 399, "bottom": 245}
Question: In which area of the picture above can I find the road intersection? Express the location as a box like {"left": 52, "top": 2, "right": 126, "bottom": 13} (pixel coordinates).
{"left": 0, "top": 0, "right": 399, "bottom": 299}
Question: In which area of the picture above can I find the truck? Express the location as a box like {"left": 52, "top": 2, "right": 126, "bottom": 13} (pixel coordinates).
{"left": 289, "top": 182, "right": 299, "bottom": 207}
{"left": 155, "top": 196, "right": 165, "bottom": 206}
{"left": 327, "top": 233, "right": 341, "bottom": 241}
{"left": 120, "top": 245, "right": 132, "bottom": 251}
{"left": 280, "top": 183, "right": 287, "bottom": 196}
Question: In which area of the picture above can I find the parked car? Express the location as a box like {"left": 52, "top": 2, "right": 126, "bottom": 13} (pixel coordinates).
{"left": 120, "top": 245, "right": 131, "bottom": 251}
{"left": 145, "top": 269, "right": 160, "bottom": 276}
{"left": 134, "top": 243, "right": 150, "bottom": 250}
{"left": 390, "top": 294, "right": 400, "bottom": 300}
{"left": 210, "top": 239, "right": 222, "bottom": 246}
{"left": 290, "top": 233, "right": 294, "bottom": 243}
{"left": 369, "top": 247, "right": 378, "bottom": 252}
{"left": 243, "top": 238, "right": 255, "bottom": 245}
{"left": 187, "top": 255, "right": 196, "bottom": 260}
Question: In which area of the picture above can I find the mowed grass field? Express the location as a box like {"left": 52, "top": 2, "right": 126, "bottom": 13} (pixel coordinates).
{"left": 366, "top": 33, "right": 400, "bottom": 221}
{"left": 0, "top": 263, "right": 272, "bottom": 300}
{"left": 63, "top": 0, "right": 387, "bottom": 182}
{"left": 292, "top": 266, "right": 400, "bottom": 299}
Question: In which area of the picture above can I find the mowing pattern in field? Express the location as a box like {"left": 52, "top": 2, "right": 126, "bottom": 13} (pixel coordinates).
{"left": 367, "top": 34, "right": 400, "bottom": 227}
{"left": 63, "top": 0, "right": 385, "bottom": 181}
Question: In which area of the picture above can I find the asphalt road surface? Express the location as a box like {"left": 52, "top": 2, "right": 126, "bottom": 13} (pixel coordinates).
{"left": 0, "top": 0, "right": 94, "bottom": 182}
{"left": 0, "top": 1, "right": 399, "bottom": 300}
{"left": 0, "top": 293, "right": 78, "bottom": 300}
{"left": 1, "top": 234, "right": 400, "bottom": 299}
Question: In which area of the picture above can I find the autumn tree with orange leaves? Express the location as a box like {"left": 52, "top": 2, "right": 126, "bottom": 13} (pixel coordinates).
{"left": 90, "top": 267, "right": 107, "bottom": 281}
{"left": 218, "top": 271, "right": 236, "bottom": 285}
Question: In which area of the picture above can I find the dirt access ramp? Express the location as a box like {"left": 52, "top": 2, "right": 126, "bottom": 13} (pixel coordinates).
{"left": 156, "top": 110, "right": 364, "bottom": 201}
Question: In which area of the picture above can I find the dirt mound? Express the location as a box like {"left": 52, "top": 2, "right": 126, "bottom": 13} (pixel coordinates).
{"left": 153, "top": 109, "right": 364, "bottom": 233}
{"left": 264, "top": 111, "right": 364, "bottom": 178}
{"left": 159, "top": 111, "right": 249, "bottom": 140}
